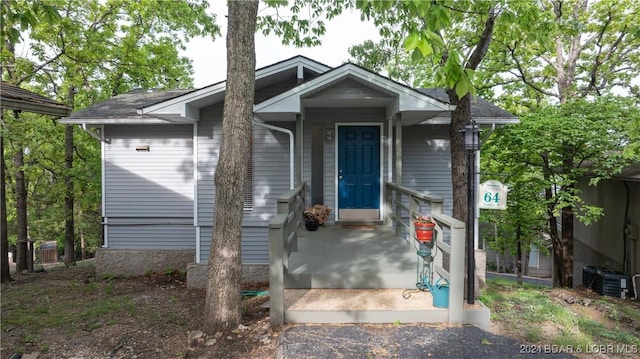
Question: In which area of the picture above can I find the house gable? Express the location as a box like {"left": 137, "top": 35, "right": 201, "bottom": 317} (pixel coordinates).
{"left": 302, "top": 77, "right": 395, "bottom": 107}
{"left": 253, "top": 63, "right": 456, "bottom": 124}
{"left": 138, "top": 55, "right": 331, "bottom": 122}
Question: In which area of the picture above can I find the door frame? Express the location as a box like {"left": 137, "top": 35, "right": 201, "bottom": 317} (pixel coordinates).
{"left": 334, "top": 122, "right": 384, "bottom": 222}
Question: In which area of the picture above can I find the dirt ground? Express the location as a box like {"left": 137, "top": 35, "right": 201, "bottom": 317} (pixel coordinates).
{"left": 1, "top": 263, "right": 639, "bottom": 359}
{"left": 1, "top": 263, "right": 276, "bottom": 359}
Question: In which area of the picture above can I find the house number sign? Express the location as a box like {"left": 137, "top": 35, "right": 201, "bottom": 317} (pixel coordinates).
{"left": 478, "top": 180, "right": 507, "bottom": 210}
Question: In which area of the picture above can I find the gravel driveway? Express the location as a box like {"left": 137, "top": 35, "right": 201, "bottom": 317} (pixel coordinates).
{"left": 276, "top": 324, "right": 578, "bottom": 359}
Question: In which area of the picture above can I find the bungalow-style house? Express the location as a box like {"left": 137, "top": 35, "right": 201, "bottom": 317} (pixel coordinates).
{"left": 574, "top": 164, "right": 640, "bottom": 296}
{"left": 62, "top": 56, "right": 517, "bottom": 325}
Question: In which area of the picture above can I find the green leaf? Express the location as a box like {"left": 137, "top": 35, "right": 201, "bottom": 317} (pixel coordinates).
{"left": 416, "top": 39, "right": 433, "bottom": 56}
{"left": 403, "top": 33, "right": 420, "bottom": 51}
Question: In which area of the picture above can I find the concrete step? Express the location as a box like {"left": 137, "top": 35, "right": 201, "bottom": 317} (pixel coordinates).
{"left": 283, "top": 288, "right": 448, "bottom": 324}
{"left": 269, "top": 288, "right": 490, "bottom": 328}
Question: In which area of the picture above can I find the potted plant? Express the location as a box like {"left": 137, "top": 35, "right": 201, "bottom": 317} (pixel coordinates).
{"left": 304, "top": 205, "right": 331, "bottom": 231}
{"left": 414, "top": 215, "right": 436, "bottom": 242}
{"left": 304, "top": 211, "right": 320, "bottom": 231}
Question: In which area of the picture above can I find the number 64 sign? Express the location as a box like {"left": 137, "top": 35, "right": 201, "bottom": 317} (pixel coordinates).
{"left": 478, "top": 180, "right": 507, "bottom": 210}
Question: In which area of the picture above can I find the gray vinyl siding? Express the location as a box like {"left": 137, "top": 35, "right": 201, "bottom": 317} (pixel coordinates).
{"left": 199, "top": 226, "right": 269, "bottom": 264}
{"left": 197, "top": 105, "right": 292, "bottom": 225}
{"left": 107, "top": 225, "right": 196, "bottom": 249}
{"left": 195, "top": 104, "right": 222, "bottom": 225}
{"left": 402, "top": 124, "right": 453, "bottom": 216}
{"left": 196, "top": 103, "right": 292, "bottom": 263}
{"left": 104, "top": 124, "right": 194, "bottom": 249}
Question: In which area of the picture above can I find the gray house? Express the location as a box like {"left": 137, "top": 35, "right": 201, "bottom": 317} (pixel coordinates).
{"left": 62, "top": 56, "right": 517, "bottom": 292}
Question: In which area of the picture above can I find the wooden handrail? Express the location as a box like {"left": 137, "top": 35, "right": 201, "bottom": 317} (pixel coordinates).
{"left": 385, "top": 182, "right": 465, "bottom": 325}
{"left": 269, "top": 182, "right": 305, "bottom": 325}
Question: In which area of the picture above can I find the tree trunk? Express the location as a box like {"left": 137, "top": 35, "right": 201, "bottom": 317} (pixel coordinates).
{"left": 14, "top": 145, "right": 28, "bottom": 272}
{"left": 64, "top": 86, "right": 76, "bottom": 265}
{"left": 516, "top": 224, "right": 523, "bottom": 286}
{"left": 543, "top": 163, "right": 563, "bottom": 287}
{"left": 447, "top": 91, "right": 469, "bottom": 223}
{"left": 64, "top": 124, "right": 75, "bottom": 265}
{"left": 1, "top": 126, "right": 10, "bottom": 282}
{"left": 560, "top": 203, "right": 574, "bottom": 287}
{"left": 204, "top": 0, "right": 258, "bottom": 333}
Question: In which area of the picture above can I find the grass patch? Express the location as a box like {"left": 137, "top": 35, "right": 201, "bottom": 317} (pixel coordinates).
{"left": 2, "top": 280, "right": 135, "bottom": 336}
{"left": 480, "top": 278, "right": 640, "bottom": 350}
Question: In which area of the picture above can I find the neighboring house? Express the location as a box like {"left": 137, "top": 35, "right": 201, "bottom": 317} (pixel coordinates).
{"left": 484, "top": 241, "right": 553, "bottom": 278}
{"left": 574, "top": 164, "right": 640, "bottom": 291}
{"left": 61, "top": 56, "right": 517, "bottom": 287}
{"left": 484, "top": 164, "right": 640, "bottom": 285}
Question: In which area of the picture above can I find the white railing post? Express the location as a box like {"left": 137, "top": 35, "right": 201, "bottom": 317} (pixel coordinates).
{"left": 269, "top": 214, "right": 287, "bottom": 325}
{"left": 269, "top": 183, "right": 305, "bottom": 326}
{"left": 448, "top": 220, "right": 466, "bottom": 325}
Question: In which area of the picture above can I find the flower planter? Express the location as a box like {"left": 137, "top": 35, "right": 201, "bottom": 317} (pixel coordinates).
{"left": 414, "top": 222, "right": 435, "bottom": 242}
{"left": 305, "top": 219, "right": 319, "bottom": 231}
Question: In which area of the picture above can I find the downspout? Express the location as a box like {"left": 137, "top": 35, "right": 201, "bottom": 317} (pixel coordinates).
{"left": 81, "top": 123, "right": 110, "bottom": 143}
{"left": 253, "top": 116, "right": 295, "bottom": 190}
{"left": 194, "top": 122, "right": 200, "bottom": 264}
{"left": 81, "top": 124, "right": 109, "bottom": 248}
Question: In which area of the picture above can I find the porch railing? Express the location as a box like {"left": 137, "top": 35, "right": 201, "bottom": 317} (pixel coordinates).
{"left": 269, "top": 183, "right": 305, "bottom": 325}
{"left": 385, "top": 182, "right": 466, "bottom": 324}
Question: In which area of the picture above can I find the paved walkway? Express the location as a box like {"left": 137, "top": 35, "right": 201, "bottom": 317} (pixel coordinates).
{"left": 275, "top": 324, "right": 577, "bottom": 358}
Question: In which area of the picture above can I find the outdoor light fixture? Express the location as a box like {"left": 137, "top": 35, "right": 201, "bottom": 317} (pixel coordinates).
{"left": 463, "top": 123, "right": 480, "bottom": 151}
{"left": 325, "top": 129, "right": 334, "bottom": 142}
{"left": 461, "top": 121, "right": 480, "bottom": 305}
{"left": 135, "top": 145, "right": 150, "bottom": 152}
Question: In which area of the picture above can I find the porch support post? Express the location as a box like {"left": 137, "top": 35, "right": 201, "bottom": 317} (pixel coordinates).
{"left": 394, "top": 113, "right": 402, "bottom": 236}
{"left": 269, "top": 214, "right": 287, "bottom": 325}
{"left": 295, "top": 113, "right": 303, "bottom": 186}
{"left": 449, "top": 219, "right": 466, "bottom": 325}
{"left": 394, "top": 113, "right": 402, "bottom": 185}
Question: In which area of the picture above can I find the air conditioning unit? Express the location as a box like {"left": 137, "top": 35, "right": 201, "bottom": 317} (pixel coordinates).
{"left": 595, "top": 270, "right": 633, "bottom": 299}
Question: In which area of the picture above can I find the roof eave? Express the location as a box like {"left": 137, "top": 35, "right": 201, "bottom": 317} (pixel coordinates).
{"left": 59, "top": 116, "right": 185, "bottom": 125}
{"left": 1, "top": 98, "right": 72, "bottom": 117}
{"left": 420, "top": 116, "right": 520, "bottom": 125}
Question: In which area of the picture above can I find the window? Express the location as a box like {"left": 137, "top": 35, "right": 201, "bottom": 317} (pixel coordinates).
{"left": 243, "top": 136, "right": 253, "bottom": 212}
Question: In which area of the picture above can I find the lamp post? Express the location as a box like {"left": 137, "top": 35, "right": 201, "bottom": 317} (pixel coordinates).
{"left": 463, "top": 122, "right": 480, "bottom": 305}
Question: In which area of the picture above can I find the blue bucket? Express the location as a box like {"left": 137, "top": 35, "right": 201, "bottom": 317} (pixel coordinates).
{"left": 430, "top": 278, "right": 449, "bottom": 308}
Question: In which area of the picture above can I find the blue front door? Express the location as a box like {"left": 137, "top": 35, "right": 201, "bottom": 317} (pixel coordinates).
{"left": 338, "top": 126, "right": 381, "bottom": 214}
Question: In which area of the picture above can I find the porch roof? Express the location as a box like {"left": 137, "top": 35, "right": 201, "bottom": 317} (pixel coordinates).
{"left": 1, "top": 81, "right": 71, "bottom": 117}
{"left": 254, "top": 63, "right": 457, "bottom": 125}
{"left": 417, "top": 88, "right": 519, "bottom": 125}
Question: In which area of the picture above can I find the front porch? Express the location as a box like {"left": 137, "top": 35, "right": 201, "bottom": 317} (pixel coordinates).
{"left": 269, "top": 183, "right": 490, "bottom": 329}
